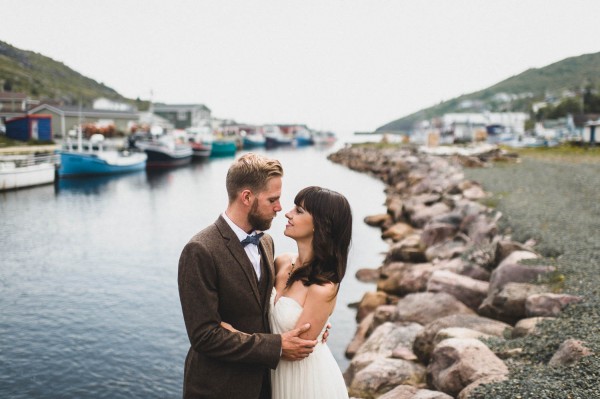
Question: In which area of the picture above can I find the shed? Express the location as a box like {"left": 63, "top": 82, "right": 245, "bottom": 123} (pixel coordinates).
{"left": 6, "top": 114, "right": 53, "bottom": 141}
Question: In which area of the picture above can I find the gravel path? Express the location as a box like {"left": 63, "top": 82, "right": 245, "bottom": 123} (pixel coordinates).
{"left": 464, "top": 157, "right": 600, "bottom": 399}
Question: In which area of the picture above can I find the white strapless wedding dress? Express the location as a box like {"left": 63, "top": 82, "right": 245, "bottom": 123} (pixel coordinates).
{"left": 269, "top": 288, "right": 349, "bottom": 399}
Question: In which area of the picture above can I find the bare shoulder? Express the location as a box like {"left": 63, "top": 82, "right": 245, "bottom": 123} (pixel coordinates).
{"left": 307, "top": 282, "right": 338, "bottom": 303}
{"left": 274, "top": 253, "right": 296, "bottom": 273}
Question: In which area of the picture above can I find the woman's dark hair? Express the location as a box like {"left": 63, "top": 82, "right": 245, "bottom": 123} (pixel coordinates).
{"left": 286, "top": 186, "right": 352, "bottom": 289}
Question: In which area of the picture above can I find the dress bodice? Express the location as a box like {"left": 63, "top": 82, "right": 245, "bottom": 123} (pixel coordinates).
{"left": 269, "top": 288, "right": 326, "bottom": 342}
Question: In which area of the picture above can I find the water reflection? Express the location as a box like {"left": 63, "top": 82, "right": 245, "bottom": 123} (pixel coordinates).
{"left": 55, "top": 172, "right": 145, "bottom": 195}
{"left": 1, "top": 141, "right": 388, "bottom": 398}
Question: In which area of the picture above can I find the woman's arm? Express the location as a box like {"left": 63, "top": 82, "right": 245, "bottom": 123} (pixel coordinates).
{"left": 293, "top": 283, "right": 337, "bottom": 341}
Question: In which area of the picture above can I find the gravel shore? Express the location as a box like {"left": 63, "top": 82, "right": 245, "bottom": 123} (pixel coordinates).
{"left": 464, "top": 157, "right": 600, "bottom": 398}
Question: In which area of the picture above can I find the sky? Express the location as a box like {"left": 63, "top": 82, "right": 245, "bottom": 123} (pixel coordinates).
{"left": 2, "top": 0, "right": 600, "bottom": 135}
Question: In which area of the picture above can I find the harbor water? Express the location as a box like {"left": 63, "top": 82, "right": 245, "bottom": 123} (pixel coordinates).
{"left": 0, "top": 138, "right": 388, "bottom": 398}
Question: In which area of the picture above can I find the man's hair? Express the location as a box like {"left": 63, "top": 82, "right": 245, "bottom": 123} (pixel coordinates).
{"left": 225, "top": 153, "right": 283, "bottom": 202}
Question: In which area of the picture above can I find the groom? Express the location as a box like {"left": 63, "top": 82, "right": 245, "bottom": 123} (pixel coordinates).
{"left": 178, "top": 153, "right": 318, "bottom": 399}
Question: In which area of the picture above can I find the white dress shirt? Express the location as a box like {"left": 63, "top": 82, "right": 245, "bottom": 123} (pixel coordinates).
{"left": 222, "top": 212, "right": 262, "bottom": 279}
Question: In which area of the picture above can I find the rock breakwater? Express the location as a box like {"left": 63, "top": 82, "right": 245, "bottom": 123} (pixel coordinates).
{"left": 328, "top": 144, "right": 592, "bottom": 399}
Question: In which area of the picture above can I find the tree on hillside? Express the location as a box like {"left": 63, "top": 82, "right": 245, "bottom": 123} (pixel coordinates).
{"left": 583, "top": 85, "right": 600, "bottom": 113}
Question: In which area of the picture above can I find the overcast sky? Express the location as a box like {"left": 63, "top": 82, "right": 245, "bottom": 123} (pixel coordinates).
{"left": 2, "top": 0, "right": 600, "bottom": 134}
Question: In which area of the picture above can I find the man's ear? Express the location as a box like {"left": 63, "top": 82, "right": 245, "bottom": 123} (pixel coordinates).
{"left": 240, "top": 189, "right": 253, "bottom": 206}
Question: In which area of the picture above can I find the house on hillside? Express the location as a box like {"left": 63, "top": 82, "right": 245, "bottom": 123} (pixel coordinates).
{"left": 153, "top": 103, "right": 211, "bottom": 130}
{"left": 0, "top": 92, "right": 40, "bottom": 125}
{"left": 93, "top": 97, "right": 135, "bottom": 112}
{"left": 441, "top": 112, "right": 529, "bottom": 142}
{"left": 27, "top": 103, "right": 139, "bottom": 137}
{"left": 442, "top": 113, "right": 488, "bottom": 142}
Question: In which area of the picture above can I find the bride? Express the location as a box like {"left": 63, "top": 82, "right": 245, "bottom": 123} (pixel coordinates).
{"left": 269, "top": 186, "right": 351, "bottom": 399}
{"left": 221, "top": 185, "right": 352, "bottom": 398}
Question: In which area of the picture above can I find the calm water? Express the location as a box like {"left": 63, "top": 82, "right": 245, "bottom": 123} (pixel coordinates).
{"left": 0, "top": 138, "right": 388, "bottom": 398}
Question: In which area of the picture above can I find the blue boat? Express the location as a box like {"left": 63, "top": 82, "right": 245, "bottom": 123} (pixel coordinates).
{"left": 293, "top": 128, "right": 314, "bottom": 146}
{"left": 59, "top": 133, "right": 147, "bottom": 177}
{"left": 211, "top": 139, "right": 237, "bottom": 157}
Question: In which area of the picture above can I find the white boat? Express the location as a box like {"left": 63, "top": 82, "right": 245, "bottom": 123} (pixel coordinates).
{"left": 263, "top": 125, "right": 293, "bottom": 148}
{"left": 59, "top": 133, "right": 147, "bottom": 177}
{"left": 0, "top": 153, "right": 59, "bottom": 191}
{"left": 312, "top": 131, "right": 337, "bottom": 145}
{"left": 186, "top": 127, "right": 213, "bottom": 158}
{"left": 130, "top": 132, "right": 192, "bottom": 168}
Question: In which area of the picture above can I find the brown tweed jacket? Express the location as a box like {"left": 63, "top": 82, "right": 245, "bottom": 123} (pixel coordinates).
{"left": 178, "top": 216, "right": 282, "bottom": 399}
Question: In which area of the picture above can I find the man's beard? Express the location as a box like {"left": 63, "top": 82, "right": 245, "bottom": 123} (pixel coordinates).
{"left": 248, "top": 199, "right": 273, "bottom": 231}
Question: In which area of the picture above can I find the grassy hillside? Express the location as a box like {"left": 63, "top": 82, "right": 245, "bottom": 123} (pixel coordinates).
{"left": 378, "top": 51, "right": 600, "bottom": 132}
{"left": 0, "top": 40, "right": 144, "bottom": 109}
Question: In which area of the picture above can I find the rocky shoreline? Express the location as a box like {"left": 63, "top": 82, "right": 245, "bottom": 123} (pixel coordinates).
{"left": 328, "top": 144, "right": 598, "bottom": 399}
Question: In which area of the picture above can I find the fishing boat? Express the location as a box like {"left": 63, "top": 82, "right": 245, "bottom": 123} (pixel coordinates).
{"left": 186, "top": 127, "right": 213, "bottom": 159}
{"left": 59, "top": 133, "right": 147, "bottom": 177}
{"left": 263, "top": 125, "right": 293, "bottom": 148}
{"left": 0, "top": 151, "right": 59, "bottom": 191}
{"left": 312, "top": 131, "right": 337, "bottom": 145}
{"left": 210, "top": 138, "right": 237, "bottom": 157}
{"left": 130, "top": 132, "right": 192, "bottom": 168}
{"left": 241, "top": 130, "right": 266, "bottom": 149}
{"left": 293, "top": 128, "right": 314, "bottom": 147}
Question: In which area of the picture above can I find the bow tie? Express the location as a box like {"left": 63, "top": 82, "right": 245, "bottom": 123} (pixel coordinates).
{"left": 241, "top": 233, "right": 264, "bottom": 247}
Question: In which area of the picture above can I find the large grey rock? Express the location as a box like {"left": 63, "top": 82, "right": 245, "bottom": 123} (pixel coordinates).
{"left": 364, "top": 213, "right": 393, "bottom": 227}
{"left": 420, "top": 223, "right": 458, "bottom": 247}
{"left": 488, "top": 251, "right": 548, "bottom": 293}
{"left": 371, "top": 305, "right": 399, "bottom": 332}
{"left": 413, "top": 314, "right": 512, "bottom": 364}
{"left": 427, "top": 338, "right": 508, "bottom": 396}
{"left": 426, "top": 270, "right": 489, "bottom": 310}
{"left": 382, "top": 222, "right": 415, "bottom": 242}
{"left": 349, "top": 358, "right": 426, "bottom": 399}
{"left": 548, "top": 339, "right": 593, "bottom": 367}
{"left": 346, "top": 312, "right": 375, "bottom": 359}
{"left": 433, "top": 257, "right": 491, "bottom": 281}
{"left": 512, "top": 316, "right": 555, "bottom": 338}
{"left": 378, "top": 263, "right": 435, "bottom": 296}
{"left": 386, "top": 236, "right": 428, "bottom": 263}
{"left": 378, "top": 385, "right": 453, "bottom": 399}
{"left": 478, "top": 282, "right": 549, "bottom": 324}
{"left": 411, "top": 202, "right": 452, "bottom": 228}
{"left": 432, "top": 327, "right": 496, "bottom": 347}
{"left": 355, "top": 267, "right": 380, "bottom": 283}
{"left": 356, "top": 291, "right": 389, "bottom": 322}
{"left": 525, "top": 293, "right": 584, "bottom": 317}
{"left": 395, "top": 292, "right": 474, "bottom": 326}
{"left": 345, "top": 322, "right": 424, "bottom": 385}
{"left": 425, "top": 238, "right": 467, "bottom": 261}
{"left": 494, "top": 239, "right": 537, "bottom": 266}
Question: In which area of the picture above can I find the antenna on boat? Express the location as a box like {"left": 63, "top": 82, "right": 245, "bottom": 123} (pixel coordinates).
{"left": 77, "top": 99, "right": 83, "bottom": 152}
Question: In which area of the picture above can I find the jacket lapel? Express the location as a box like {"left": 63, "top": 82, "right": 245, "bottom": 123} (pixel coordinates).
{"left": 215, "top": 216, "right": 262, "bottom": 307}
{"left": 259, "top": 238, "right": 275, "bottom": 287}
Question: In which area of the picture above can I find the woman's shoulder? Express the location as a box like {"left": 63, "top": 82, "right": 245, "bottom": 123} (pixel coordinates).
{"left": 307, "top": 281, "right": 338, "bottom": 301}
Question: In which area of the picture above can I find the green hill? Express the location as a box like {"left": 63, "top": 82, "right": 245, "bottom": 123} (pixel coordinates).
{"left": 377, "top": 51, "right": 600, "bottom": 132}
{"left": 0, "top": 40, "right": 143, "bottom": 108}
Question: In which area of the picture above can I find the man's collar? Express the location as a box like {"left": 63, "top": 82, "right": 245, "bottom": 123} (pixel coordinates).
{"left": 221, "top": 212, "right": 262, "bottom": 241}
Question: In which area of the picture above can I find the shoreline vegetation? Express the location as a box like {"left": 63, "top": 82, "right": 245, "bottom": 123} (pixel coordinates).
{"left": 328, "top": 143, "right": 599, "bottom": 399}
